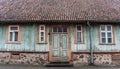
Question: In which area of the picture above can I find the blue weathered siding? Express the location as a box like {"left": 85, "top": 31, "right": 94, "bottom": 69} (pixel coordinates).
{"left": 0, "top": 24, "right": 49, "bottom": 51}
{"left": 0, "top": 24, "right": 120, "bottom": 52}
{"left": 92, "top": 24, "right": 120, "bottom": 51}
{"left": 70, "top": 24, "right": 89, "bottom": 52}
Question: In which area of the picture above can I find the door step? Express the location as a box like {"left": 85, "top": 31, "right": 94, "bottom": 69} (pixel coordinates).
{"left": 44, "top": 61, "right": 73, "bottom": 67}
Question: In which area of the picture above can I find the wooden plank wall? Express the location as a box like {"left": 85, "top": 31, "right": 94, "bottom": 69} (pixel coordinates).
{"left": 0, "top": 24, "right": 120, "bottom": 52}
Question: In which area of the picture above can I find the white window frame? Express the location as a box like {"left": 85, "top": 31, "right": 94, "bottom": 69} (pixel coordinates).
{"left": 76, "top": 25, "right": 83, "bottom": 43}
{"left": 8, "top": 25, "right": 19, "bottom": 42}
{"left": 39, "top": 25, "right": 46, "bottom": 43}
{"left": 100, "top": 25, "right": 113, "bottom": 44}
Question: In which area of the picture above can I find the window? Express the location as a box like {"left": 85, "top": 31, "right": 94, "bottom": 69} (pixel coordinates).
{"left": 39, "top": 25, "right": 46, "bottom": 43}
{"left": 74, "top": 25, "right": 84, "bottom": 43}
{"left": 100, "top": 25, "right": 114, "bottom": 44}
{"left": 7, "top": 25, "right": 21, "bottom": 43}
{"left": 52, "top": 26, "right": 67, "bottom": 33}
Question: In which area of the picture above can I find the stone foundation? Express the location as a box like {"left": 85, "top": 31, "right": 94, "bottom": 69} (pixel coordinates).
{"left": 93, "top": 54, "right": 112, "bottom": 65}
{"left": 0, "top": 52, "right": 48, "bottom": 65}
{"left": 0, "top": 52, "right": 120, "bottom": 66}
{"left": 73, "top": 54, "right": 89, "bottom": 66}
{"left": 73, "top": 53, "right": 112, "bottom": 66}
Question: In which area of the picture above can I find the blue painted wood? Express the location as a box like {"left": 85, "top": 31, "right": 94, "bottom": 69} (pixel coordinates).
{"left": 0, "top": 24, "right": 120, "bottom": 52}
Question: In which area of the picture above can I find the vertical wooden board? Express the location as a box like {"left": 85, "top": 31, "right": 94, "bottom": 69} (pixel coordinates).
{"left": 0, "top": 25, "right": 7, "bottom": 50}
{"left": 35, "top": 25, "right": 49, "bottom": 51}
{"left": 93, "top": 24, "right": 120, "bottom": 51}
{"left": 0, "top": 24, "right": 50, "bottom": 51}
{"left": 70, "top": 24, "right": 88, "bottom": 52}
{"left": 52, "top": 34, "right": 59, "bottom": 57}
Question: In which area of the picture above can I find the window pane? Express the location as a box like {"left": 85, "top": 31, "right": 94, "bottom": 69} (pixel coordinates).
{"left": 107, "top": 32, "right": 112, "bottom": 38}
{"left": 58, "top": 27, "right": 62, "bottom": 32}
{"left": 40, "top": 26, "right": 44, "bottom": 30}
{"left": 15, "top": 32, "right": 18, "bottom": 41}
{"left": 63, "top": 27, "right": 67, "bottom": 32}
{"left": 77, "top": 26, "right": 81, "bottom": 31}
{"left": 108, "top": 38, "right": 112, "bottom": 43}
{"left": 101, "top": 25, "right": 105, "bottom": 31}
{"left": 10, "top": 27, "right": 18, "bottom": 30}
{"left": 101, "top": 32, "right": 105, "bottom": 38}
{"left": 9, "top": 32, "right": 13, "bottom": 41}
{"left": 107, "top": 26, "right": 111, "bottom": 31}
{"left": 102, "top": 38, "right": 106, "bottom": 43}
{"left": 53, "top": 27, "right": 57, "bottom": 32}
{"left": 41, "top": 37, "right": 44, "bottom": 41}
{"left": 77, "top": 32, "right": 81, "bottom": 42}
{"left": 41, "top": 32, "right": 44, "bottom": 37}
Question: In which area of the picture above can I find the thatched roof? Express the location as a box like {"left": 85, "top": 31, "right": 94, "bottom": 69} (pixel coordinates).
{"left": 0, "top": 0, "right": 120, "bottom": 21}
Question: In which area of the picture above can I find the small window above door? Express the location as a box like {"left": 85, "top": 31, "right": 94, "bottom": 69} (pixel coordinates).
{"left": 52, "top": 26, "right": 67, "bottom": 33}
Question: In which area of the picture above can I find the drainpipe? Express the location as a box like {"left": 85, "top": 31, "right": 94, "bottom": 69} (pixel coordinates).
{"left": 87, "top": 21, "right": 94, "bottom": 65}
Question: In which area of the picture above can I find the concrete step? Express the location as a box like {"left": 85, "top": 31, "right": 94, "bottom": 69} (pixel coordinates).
{"left": 49, "top": 61, "right": 70, "bottom": 64}
{"left": 44, "top": 61, "right": 73, "bottom": 67}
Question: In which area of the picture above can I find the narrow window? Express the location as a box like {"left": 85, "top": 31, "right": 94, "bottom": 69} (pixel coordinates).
{"left": 39, "top": 25, "right": 46, "bottom": 43}
{"left": 100, "top": 25, "right": 113, "bottom": 44}
{"left": 7, "top": 25, "right": 20, "bottom": 43}
{"left": 75, "top": 25, "right": 84, "bottom": 43}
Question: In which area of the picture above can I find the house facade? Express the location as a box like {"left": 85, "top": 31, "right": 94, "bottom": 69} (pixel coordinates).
{"left": 0, "top": 0, "right": 120, "bottom": 66}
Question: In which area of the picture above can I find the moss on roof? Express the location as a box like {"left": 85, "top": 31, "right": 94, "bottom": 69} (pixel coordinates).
{"left": 0, "top": 0, "right": 120, "bottom": 20}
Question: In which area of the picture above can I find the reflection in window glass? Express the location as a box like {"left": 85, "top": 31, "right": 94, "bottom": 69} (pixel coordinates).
{"left": 108, "top": 38, "right": 112, "bottom": 43}
{"left": 53, "top": 27, "right": 57, "bottom": 32}
{"left": 15, "top": 32, "right": 18, "bottom": 41}
{"left": 10, "top": 32, "right": 13, "bottom": 41}
{"left": 58, "top": 27, "right": 62, "bottom": 32}
{"left": 41, "top": 32, "right": 44, "bottom": 36}
{"left": 41, "top": 37, "right": 44, "bottom": 41}
{"left": 63, "top": 27, "right": 67, "bottom": 32}
{"left": 107, "top": 32, "right": 111, "bottom": 38}
{"left": 10, "top": 27, "right": 18, "bottom": 30}
{"left": 107, "top": 26, "right": 111, "bottom": 31}
{"left": 41, "top": 26, "right": 44, "bottom": 30}
{"left": 102, "top": 38, "right": 106, "bottom": 43}
{"left": 101, "top": 32, "right": 105, "bottom": 38}
{"left": 100, "top": 25, "right": 113, "bottom": 44}
{"left": 77, "top": 32, "right": 81, "bottom": 42}
{"left": 9, "top": 26, "right": 19, "bottom": 42}
{"left": 77, "top": 26, "right": 81, "bottom": 31}
{"left": 101, "top": 25, "right": 105, "bottom": 31}
{"left": 39, "top": 25, "right": 45, "bottom": 43}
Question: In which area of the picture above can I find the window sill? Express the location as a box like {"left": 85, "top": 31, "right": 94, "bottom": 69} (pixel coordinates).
{"left": 99, "top": 43, "right": 115, "bottom": 45}
{"left": 6, "top": 42, "right": 21, "bottom": 44}
{"left": 74, "top": 42, "right": 85, "bottom": 44}
{"left": 37, "top": 42, "right": 48, "bottom": 44}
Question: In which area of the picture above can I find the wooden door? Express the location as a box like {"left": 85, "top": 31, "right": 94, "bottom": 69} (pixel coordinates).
{"left": 51, "top": 26, "right": 68, "bottom": 61}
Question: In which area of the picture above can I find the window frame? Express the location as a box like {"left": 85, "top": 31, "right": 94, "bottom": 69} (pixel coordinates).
{"left": 38, "top": 25, "right": 47, "bottom": 43}
{"left": 6, "top": 25, "right": 21, "bottom": 44}
{"left": 74, "top": 24, "right": 84, "bottom": 44}
{"left": 99, "top": 25, "right": 115, "bottom": 44}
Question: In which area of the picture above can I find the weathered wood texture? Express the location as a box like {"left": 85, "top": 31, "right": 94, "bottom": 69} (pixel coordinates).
{"left": 0, "top": 24, "right": 120, "bottom": 52}
{"left": 0, "top": 24, "right": 49, "bottom": 51}
{"left": 92, "top": 24, "right": 120, "bottom": 52}
{"left": 71, "top": 24, "right": 120, "bottom": 52}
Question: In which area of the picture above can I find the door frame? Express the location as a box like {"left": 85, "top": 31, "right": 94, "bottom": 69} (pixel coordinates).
{"left": 49, "top": 24, "right": 71, "bottom": 61}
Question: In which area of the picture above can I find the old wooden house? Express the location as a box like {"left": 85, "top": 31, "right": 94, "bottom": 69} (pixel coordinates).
{"left": 0, "top": 0, "right": 120, "bottom": 66}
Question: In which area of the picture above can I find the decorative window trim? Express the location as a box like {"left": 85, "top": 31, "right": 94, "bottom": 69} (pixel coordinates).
{"left": 6, "top": 25, "right": 21, "bottom": 44}
{"left": 38, "top": 25, "right": 47, "bottom": 43}
{"left": 99, "top": 24, "right": 115, "bottom": 45}
{"left": 74, "top": 24, "right": 84, "bottom": 44}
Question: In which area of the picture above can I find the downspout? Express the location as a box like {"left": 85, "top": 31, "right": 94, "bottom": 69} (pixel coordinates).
{"left": 87, "top": 21, "right": 94, "bottom": 65}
